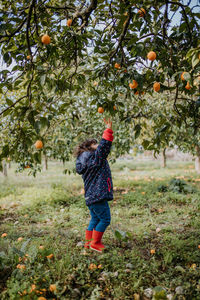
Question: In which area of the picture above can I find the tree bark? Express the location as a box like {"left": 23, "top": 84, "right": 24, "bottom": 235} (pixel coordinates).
{"left": 3, "top": 160, "right": 7, "bottom": 177}
{"left": 195, "top": 146, "right": 200, "bottom": 174}
{"left": 161, "top": 148, "right": 167, "bottom": 168}
{"left": 44, "top": 156, "right": 48, "bottom": 170}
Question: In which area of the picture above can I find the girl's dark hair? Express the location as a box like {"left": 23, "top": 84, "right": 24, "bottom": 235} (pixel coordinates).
{"left": 74, "top": 139, "right": 98, "bottom": 157}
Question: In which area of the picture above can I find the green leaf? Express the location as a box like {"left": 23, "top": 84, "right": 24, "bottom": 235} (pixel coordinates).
{"left": 2, "top": 109, "right": 12, "bottom": 117}
{"left": 192, "top": 55, "right": 199, "bottom": 69}
{"left": 39, "top": 117, "right": 50, "bottom": 134}
{"left": 20, "top": 239, "right": 31, "bottom": 253}
{"left": 3, "top": 52, "right": 10, "bottom": 63}
{"left": 34, "top": 121, "right": 40, "bottom": 134}
{"left": 5, "top": 98, "right": 13, "bottom": 106}
{"left": 1, "top": 145, "right": 9, "bottom": 158}
{"left": 12, "top": 246, "right": 24, "bottom": 257}
{"left": 142, "top": 140, "right": 150, "bottom": 149}
{"left": 33, "top": 152, "right": 42, "bottom": 164}
{"left": 40, "top": 74, "right": 46, "bottom": 86}
{"left": 183, "top": 72, "right": 191, "bottom": 81}
{"left": 27, "top": 111, "right": 36, "bottom": 126}
{"left": 114, "top": 229, "right": 122, "bottom": 240}
{"left": 134, "top": 124, "right": 141, "bottom": 139}
{"left": 175, "top": 265, "right": 186, "bottom": 273}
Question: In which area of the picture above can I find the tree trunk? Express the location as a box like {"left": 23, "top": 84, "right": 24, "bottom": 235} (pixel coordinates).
{"left": 195, "top": 146, "right": 200, "bottom": 174}
{"left": 44, "top": 156, "right": 48, "bottom": 170}
{"left": 3, "top": 160, "right": 7, "bottom": 177}
{"left": 161, "top": 148, "right": 167, "bottom": 168}
{"left": 8, "top": 162, "right": 11, "bottom": 169}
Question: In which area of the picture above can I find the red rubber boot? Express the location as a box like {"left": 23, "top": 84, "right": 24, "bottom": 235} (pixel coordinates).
{"left": 84, "top": 230, "right": 93, "bottom": 249}
{"left": 90, "top": 230, "right": 105, "bottom": 252}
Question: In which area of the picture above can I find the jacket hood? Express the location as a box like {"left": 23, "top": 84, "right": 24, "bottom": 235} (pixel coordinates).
{"left": 76, "top": 151, "right": 93, "bottom": 175}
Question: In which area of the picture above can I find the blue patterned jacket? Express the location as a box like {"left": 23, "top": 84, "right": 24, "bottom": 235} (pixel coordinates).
{"left": 76, "top": 130, "right": 113, "bottom": 206}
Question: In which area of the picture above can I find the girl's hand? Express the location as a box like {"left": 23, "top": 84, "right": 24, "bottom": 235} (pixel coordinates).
{"left": 104, "top": 118, "right": 112, "bottom": 130}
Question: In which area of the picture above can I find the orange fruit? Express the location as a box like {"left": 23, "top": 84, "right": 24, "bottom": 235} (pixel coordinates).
{"left": 113, "top": 105, "right": 117, "bottom": 110}
{"left": 30, "top": 285, "right": 36, "bottom": 293}
{"left": 98, "top": 264, "right": 102, "bottom": 268}
{"left": 17, "top": 264, "right": 26, "bottom": 270}
{"left": 181, "top": 71, "right": 188, "bottom": 81}
{"left": 198, "top": 245, "right": 200, "bottom": 249}
{"left": 114, "top": 63, "right": 121, "bottom": 69}
{"left": 25, "top": 165, "right": 30, "bottom": 169}
{"left": 134, "top": 91, "right": 139, "bottom": 95}
{"left": 38, "top": 297, "right": 47, "bottom": 300}
{"left": 150, "top": 249, "right": 155, "bottom": 254}
{"left": 98, "top": 107, "right": 104, "bottom": 114}
{"left": 27, "top": 55, "right": 30, "bottom": 60}
{"left": 185, "top": 81, "right": 191, "bottom": 89}
{"left": 49, "top": 284, "right": 57, "bottom": 292}
{"left": 35, "top": 140, "right": 43, "bottom": 149}
{"left": 153, "top": 82, "right": 160, "bottom": 92}
{"left": 132, "top": 80, "right": 138, "bottom": 89}
{"left": 147, "top": 51, "right": 156, "bottom": 61}
{"left": 89, "top": 263, "right": 97, "bottom": 270}
{"left": 1, "top": 233, "right": 7, "bottom": 237}
{"left": 67, "top": 19, "right": 72, "bottom": 27}
{"left": 46, "top": 254, "right": 54, "bottom": 259}
{"left": 191, "top": 263, "right": 197, "bottom": 269}
{"left": 138, "top": 8, "right": 146, "bottom": 17}
{"left": 30, "top": 284, "right": 36, "bottom": 292}
{"left": 93, "top": 81, "right": 98, "bottom": 86}
{"left": 41, "top": 34, "right": 51, "bottom": 45}
{"left": 17, "top": 237, "right": 23, "bottom": 241}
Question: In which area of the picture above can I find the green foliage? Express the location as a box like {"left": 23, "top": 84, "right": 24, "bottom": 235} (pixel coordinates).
{"left": 158, "top": 178, "right": 196, "bottom": 194}
{"left": 0, "top": 0, "right": 200, "bottom": 169}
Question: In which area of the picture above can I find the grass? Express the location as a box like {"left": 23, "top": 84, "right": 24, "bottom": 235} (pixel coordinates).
{"left": 0, "top": 158, "right": 200, "bottom": 299}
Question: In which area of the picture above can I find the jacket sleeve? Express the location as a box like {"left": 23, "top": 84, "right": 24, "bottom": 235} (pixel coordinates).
{"left": 76, "top": 152, "right": 90, "bottom": 175}
{"left": 87, "top": 129, "right": 114, "bottom": 168}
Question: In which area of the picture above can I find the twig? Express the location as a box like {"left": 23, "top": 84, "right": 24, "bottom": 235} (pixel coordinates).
{"left": 73, "top": 0, "right": 98, "bottom": 27}
{"left": 26, "top": 0, "right": 36, "bottom": 59}
{"left": 0, "top": 18, "right": 27, "bottom": 41}
{"left": 0, "top": 96, "right": 27, "bottom": 116}
{"left": 45, "top": 5, "right": 75, "bottom": 10}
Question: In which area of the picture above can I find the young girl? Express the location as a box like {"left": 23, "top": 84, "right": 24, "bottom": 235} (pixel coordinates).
{"left": 75, "top": 119, "right": 114, "bottom": 252}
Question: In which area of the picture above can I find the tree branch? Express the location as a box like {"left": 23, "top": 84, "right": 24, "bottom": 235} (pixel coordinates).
{"left": 0, "top": 96, "right": 27, "bottom": 117}
{"left": 73, "top": 0, "right": 98, "bottom": 27}
{"left": 0, "top": 18, "right": 27, "bottom": 41}
{"left": 45, "top": 5, "right": 75, "bottom": 10}
{"left": 109, "top": 5, "right": 133, "bottom": 63}
{"left": 26, "top": 0, "right": 36, "bottom": 59}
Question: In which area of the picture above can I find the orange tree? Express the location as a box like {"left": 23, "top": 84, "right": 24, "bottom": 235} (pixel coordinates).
{"left": 0, "top": 0, "right": 199, "bottom": 168}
